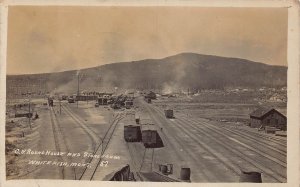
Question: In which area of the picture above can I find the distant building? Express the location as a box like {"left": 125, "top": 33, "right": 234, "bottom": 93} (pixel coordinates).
{"left": 145, "top": 91, "right": 157, "bottom": 99}
{"left": 249, "top": 107, "right": 286, "bottom": 130}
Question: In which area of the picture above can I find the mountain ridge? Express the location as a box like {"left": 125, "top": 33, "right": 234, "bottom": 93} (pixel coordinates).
{"left": 7, "top": 53, "right": 287, "bottom": 94}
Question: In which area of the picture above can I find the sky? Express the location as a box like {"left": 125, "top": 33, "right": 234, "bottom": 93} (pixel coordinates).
{"left": 7, "top": 6, "right": 288, "bottom": 75}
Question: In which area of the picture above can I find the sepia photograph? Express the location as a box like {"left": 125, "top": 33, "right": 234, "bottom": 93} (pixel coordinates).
{"left": 2, "top": 3, "right": 296, "bottom": 185}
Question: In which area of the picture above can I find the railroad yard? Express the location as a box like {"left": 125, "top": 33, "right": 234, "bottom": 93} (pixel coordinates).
{"left": 5, "top": 91, "right": 287, "bottom": 183}
{"left": 5, "top": 5, "right": 292, "bottom": 184}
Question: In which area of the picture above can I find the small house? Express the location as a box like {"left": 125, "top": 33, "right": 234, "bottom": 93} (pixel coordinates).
{"left": 249, "top": 107, "right": 286, "bottom": 130}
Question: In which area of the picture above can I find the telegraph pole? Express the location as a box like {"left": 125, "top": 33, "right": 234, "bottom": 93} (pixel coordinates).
{"left": 28, "top": 93, "right": 31, "bottom": 129}
{"left": 77, "top": 73, "right": 79, "bottom": 108}
{"left": 59, "top": 98, "right": 61, "bottom": 114}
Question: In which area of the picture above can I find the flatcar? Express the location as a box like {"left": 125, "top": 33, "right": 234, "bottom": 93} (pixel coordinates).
{"left": 124, "top": 125, "right": 142, "bottom": 142}
{"left": 141, "top": 124, "right": 164, "bottom": 148}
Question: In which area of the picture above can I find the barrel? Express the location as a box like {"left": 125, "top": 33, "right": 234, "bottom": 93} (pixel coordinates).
{"left": 180, "top": 167, "right": 191, "bottom": 181}
{"left": 161, "top": 165, "right": 168, "bottom": 174}
{"left": 239, "top": 171, "right": 262, "bottom": 183}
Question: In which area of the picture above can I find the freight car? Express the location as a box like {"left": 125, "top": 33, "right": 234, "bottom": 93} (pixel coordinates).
{"left": 141, "top": 124, "right": 164, "bottom": 148}
{"left": 15, "top": 112, "right": 33, "bottom": 118}
{"left": 125, "top": 100, "right": 133, "bottom": 109}
{"left": 98, "top": 97, "right": 108, "bottom": 105}
{"left": 61, "top": 95, "right": 68, "bottom": 100}
{"left": 76, "top": 95, "right": 98, "bottom": 101}
{"left": 164, "top": 109, "right": 174, "bottom": 118}
{"left": 144, "top": 97, "right": 151, "bottom": 103}
{"left": 145, "top": 91, "right": 157, "bottom": 99}
{"left": 48, "top": 98, "right": 54, "bottom": 107}
{"left": 135, "top": 115, "right": 140, "bottom": 124}
{"left": 124, "top": 125, "right": 142, "bottom": 142}
{"left": 68, "top": 96, "right": 75, "bottom": 103}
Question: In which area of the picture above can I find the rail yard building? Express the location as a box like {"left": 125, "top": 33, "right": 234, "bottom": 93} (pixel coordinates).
{"left": 249, "top": 107, "right": 286, "bottom": 130}
{"left": 145, "top": 91, "right": 157, "bottom": 99}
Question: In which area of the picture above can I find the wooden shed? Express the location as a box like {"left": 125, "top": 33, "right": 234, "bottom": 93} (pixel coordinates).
{"left": 249, "top": 107, "right": 286, "bottom": 130}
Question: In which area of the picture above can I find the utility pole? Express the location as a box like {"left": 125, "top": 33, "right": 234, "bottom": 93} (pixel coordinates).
{"left": 14, "top": 104, "right": 16, "bottom": 117}
{"left": 59, "top": 98, "right": 61, "bottom": 114}
{"left": 101, "top": 138, "right": 104, "bottom": 154}
{"left": 28, "top": 93, "right": 31, "bottom": 129}
{"left": 77, "top": 73, "right": 79, "bottom": 108}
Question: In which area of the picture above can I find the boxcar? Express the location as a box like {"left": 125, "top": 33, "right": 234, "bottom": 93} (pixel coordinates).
{"left": 141, "top": 124, "right": 164, "bottom": 148}
{"left": 164, "top": 109, "right": 174, "bottom": 118}
{"left": 98, "top": 97, "right": 108, "bottom": 105}
{"left": 61, "top": 95, "right": 68, "bottom": 100}
{"left": 124, "top": 125, "right": 142, "bottom": 142}
{"left": 125, "top": 100, "right": 133, "bottom": 109}
{"left": 144, "top": 97, "right": 151, "bottom": 103}
{"left": 68, "top": 97, "right": 75, "bottom": 103}
{"left": 48, "top": 98, "right": 54, "bottom": 107}
{"left": 135, "top": 115, "right": 140, "bottom": 124}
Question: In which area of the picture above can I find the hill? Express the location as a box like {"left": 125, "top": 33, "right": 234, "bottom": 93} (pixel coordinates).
{"left": 7, "top": 53, "right": 287, "bottom": 95}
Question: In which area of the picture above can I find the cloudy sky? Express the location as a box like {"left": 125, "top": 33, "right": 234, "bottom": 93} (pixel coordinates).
{"left": 7, "top": 6, "right": 287, "bottom": 75}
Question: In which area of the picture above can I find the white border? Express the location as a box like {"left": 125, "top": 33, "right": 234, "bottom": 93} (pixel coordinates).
{"left": 0, "top": 1, "right": 299, "bottom": 187}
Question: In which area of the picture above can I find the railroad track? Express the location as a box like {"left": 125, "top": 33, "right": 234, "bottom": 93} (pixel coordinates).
{"left": 10, "top": 163, "right": 43, "bottom": 179}
{"left": 141, "top": 99, "right": 228, "bottom": 182}
{"left": 139, "top": 147, "right": 155, "bottom": 172}
{"left": 150, "top": 105, "right": 286, "bottom": 182}
{"left": 126, "top": 142, "right": 142, "bottom": 170}
{"left": 231, "top": 128, "right": 287, "bottom": 145}
{"left": 147, "top": 105, "right": 242, "bottom": 179}
{"left": 179, "top": 116, "right": 286, "bottom": 156}
{"left": 79, "top": 113, "right": 124, "bottom": 180}
{"left": 49, "top": 107, "right": 76, "bottom": 179}
{"left": 185, "top": 120, "right": 286, "bottom": 182}
{"left": 137, "top": 171, "right": 180, "bottom": 182}
{"left": 126, "top": 142, "right": 152, "bottom": 181}
{"left": 61, "top": 104, "right": 100, "bottom": 151}
{"left": 186, "top": 116, "right": 287, "bottom": 147}
{"left": 177, "top": 116, "right": 286, "bottom": 168}
{"left": 9, "top": 106, "right": 77, "bottom": 179}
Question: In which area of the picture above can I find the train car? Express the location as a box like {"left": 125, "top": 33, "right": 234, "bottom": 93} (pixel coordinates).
{"left": 111, "top": 103, "right": 121, "bottom": 109}
{"left": 61, "top": 95, "right": 68, "bottom": 100}
{"left": 135, "top": 115, "right": 140, "bottom": 124}
{"left": 141, "top": 124, "right": 164, "bottom": 148}
{"left": 125, "top": 100, "right": 133, "bottom": 109}
{"left": 76, "top": 95, "right": 98, "bottom": 101}
{"left": 124, "top": 125, "right": 142, "bottom": 142}
{"left": 98, "top": 97, "right": 108, "bottom": 105}
{"left": 15, "top": 112, "right": 33, "bottom": 118}
{"left": 145, "top": 91, "right": 157, "bottom": 99}
{"left": 144, "top": 97, "right": 151, "bottom": 103}
{"left": 48, "top": 98, "right": 54, "bottom": 107}
{"left": 164, "top": 109, "right": 174, "bottom": 118}
{"left": 68, "top": 97, "right": 75, "bottom": 103}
